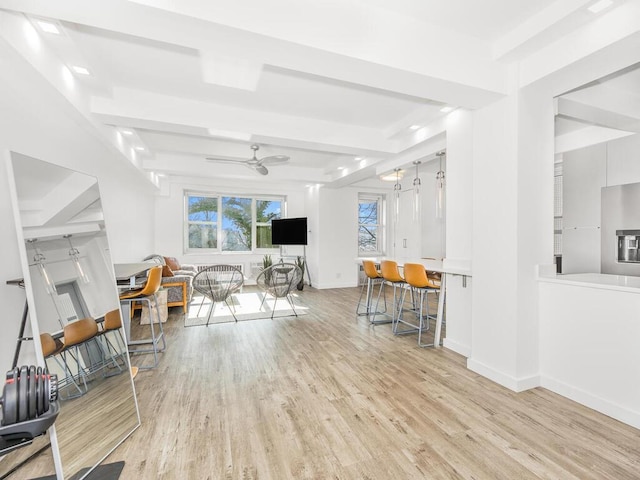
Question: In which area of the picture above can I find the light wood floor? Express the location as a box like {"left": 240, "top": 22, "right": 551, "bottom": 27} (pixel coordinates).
{"left": 10, "top": 287, "right": 640, "bottom": 479}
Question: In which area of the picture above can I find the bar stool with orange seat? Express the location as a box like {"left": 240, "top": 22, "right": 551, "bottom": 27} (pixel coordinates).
{"left": 95, "top": 309, "right": 127, "bottom": 375}
{"left": 43, "top": 319, "right": 100, "bottom": 399}
{"left": 356, "top": 260, "right": 388, "bottom": 323}
{"left": 373, "top": 260, "right": 408, "bottom": 326}
{"left": 119, "top": 265, "right": 166, "bottom": 369}
{"left": 397, "top": 263, "right": 441, "bottom": 347}
{"left": 40, "top": 332, "right": 84, "bottom": 398}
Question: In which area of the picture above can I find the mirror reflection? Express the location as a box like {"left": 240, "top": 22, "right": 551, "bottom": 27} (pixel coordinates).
{"left": 4, "top": 154, "right": 140, "bottom": 479}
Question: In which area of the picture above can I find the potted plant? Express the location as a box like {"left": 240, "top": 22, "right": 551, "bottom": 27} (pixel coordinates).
{"left": 295, "top": 256, "right": 305, "bottom": 291}
{"left": 262, "top": 254, "right": 273, "bottom": 270}
{"left": 262, "top": 254, "right": 273, "bottom": 283}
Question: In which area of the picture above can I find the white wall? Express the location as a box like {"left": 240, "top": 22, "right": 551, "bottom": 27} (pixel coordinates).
{"left": 468, "top": 85, "right": 555, "bottom": 390}
{"left": 316, "top": 187, "right": 359, "bottom": 288}
{"left": 0, "top": 39, "right": 156, "bottom": 374}
{"left": 470, "top": 94, "right": 521, "bottom": 386}
{"left": 442, "top": 109, "right": 473, "bottom": 356}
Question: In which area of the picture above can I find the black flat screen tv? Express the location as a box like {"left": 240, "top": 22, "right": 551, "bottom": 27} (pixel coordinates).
{"left": 271, "top": 217, "right": 308, "bottom": 245}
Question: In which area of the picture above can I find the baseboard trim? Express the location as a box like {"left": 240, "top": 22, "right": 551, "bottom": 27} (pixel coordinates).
{"left": 540, "top": 375, "right": 640, "bottom": 429}
{"left": 467, "top": 358, "right": 540, "bottom": 392}
{"left": 442, "top": 338, "right": 470, "bottom": 358}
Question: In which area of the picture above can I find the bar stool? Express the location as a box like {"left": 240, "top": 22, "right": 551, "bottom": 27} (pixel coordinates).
{"left": 373, "top": 260, "right": 407, "bottom": 326}
{"left": 397, "top": 263, "right": 440, "bottom": 346}
{"left": 95, "top": 309, "right": 126, "bottom": 375}
{"left": 119, "top": 265, "right": 166, "bottom": 369}
{"left": 42, "top": 319, "right": 100, "bottom": 399}
{"left": 40, "top": 333, "right": 81, "bottom": 397}
{"left": 356, "top": 260, "right": 388, "bottom": 323}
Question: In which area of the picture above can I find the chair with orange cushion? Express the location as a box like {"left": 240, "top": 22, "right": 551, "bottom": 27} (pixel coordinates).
{"left": 397, "top": 263, "right": 441, "bottom": 346}
{"left": 40, "top": 332, "right": 82, "bottom": 397}
{"left": 119, "top": 265, "right": 166, "bottom": 369}
{"left": 41, "top": 319, "right": 100, "bottom": 399}
{"left": 373, "top": 260, "right": 408, "bottom": 326}
{"left": 95, "top": 309, "right": 127, "bottom": 375}
{"left": 356, "top": 260, "right": 388, "bottom": 324}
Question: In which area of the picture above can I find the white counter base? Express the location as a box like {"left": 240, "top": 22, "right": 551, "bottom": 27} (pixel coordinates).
{"left": 538, "top": 273, "right": 640, "bottom": 429}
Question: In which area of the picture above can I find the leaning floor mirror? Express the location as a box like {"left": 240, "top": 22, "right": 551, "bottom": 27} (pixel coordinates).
{"left": 2, "top": 153, "right": 140, "bottom": 479}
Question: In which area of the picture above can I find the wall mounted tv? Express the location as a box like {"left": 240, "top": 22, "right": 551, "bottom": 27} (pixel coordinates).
{"left": 271, "top": 217, "right": 308, "bottom": 245}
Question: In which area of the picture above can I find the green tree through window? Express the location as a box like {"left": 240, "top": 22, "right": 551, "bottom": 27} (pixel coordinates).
{"left": 188, "top": 196, "right": 218, "bottom": 248}
{"left": 185, "top": 193, "right": 283, "bottom": 252}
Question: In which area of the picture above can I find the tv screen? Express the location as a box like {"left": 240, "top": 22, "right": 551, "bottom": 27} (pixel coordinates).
{"left": 271, "top": 217, "right": 308, "bottom": 245}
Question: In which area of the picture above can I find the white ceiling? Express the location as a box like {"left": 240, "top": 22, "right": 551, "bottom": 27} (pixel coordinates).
{"left": 0, "top": 0, "right": 636, "bottom": 186}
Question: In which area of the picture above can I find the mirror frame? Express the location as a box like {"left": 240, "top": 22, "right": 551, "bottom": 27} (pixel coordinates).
{"left": 4, "top": 152, "right": 141, "bottom": 479}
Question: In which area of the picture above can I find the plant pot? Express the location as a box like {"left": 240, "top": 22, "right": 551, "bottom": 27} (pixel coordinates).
{"left": 296, "top": 282, "right": 304, "bottom": 291}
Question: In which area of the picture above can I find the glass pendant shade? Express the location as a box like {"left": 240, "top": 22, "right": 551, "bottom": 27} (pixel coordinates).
{"left": 413, "top": 160, "right": 421, "bottom": 220}
{"left": 393, "top": 168, "right": 402, "bottom": 224}
{"left": 435, "top": 152, "right": 446, "bottom": 219}
{"left": 65, "top": 235, "right": 90, "bottom": 284}
{"left": 34, "top": 250, "right": 57, "bottom": 295}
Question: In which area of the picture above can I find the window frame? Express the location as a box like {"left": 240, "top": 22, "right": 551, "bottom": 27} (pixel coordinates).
{"left": 184, "top": 191, "right": 284, "bottom": 254}
{"left": 357, "top": 193, "right": 384, "bottom": 256}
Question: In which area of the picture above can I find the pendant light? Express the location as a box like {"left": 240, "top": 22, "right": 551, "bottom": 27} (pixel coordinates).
{"left": 412, "top": 160, "right": 422, "bottom": 220}
{"left": 393, "top": 168, "right": 402, "bottom": 223}
{"left": 65, "top": 234, "right": 90, "bottom": 284}
{"left": 435, "top": 151, "right": 446, "bottom": 219}
{"left": 28, "top": 239, "right": 57, "bottom": 295}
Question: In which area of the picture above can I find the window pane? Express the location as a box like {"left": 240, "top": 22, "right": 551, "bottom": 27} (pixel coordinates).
{"left": 256, "top": 225, "right": 274, "bottom": 248}
{"left": 188, "top": 196, "right": 217, "bottom": 222}
{"left": 189, "top": 224, "right": 217, "bottom": 248}
{"left": 359, "top": 225, "right": 378, "bottom": 252}
{"left": 359, "top": 201, "right": 378, "bottom": 225}
{"left": 222, "top": 196, "right": 252, "bottom": 251}
{"left": 256, "top": 200, "right": 282, "bottom": 223}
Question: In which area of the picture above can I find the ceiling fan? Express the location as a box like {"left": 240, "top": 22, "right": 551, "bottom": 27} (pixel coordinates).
{"left": 206, "top": 144, "right": 289, "bottom": 175}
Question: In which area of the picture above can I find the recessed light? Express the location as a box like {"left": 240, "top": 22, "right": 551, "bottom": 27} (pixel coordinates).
{"left": 122, "top": 130, "right": 134, "bottom": 136}
{"left": 337, "top": 166, "right": 345, "bottom": 171}
{"left": 440, "top": 106, "right": 454, "bottom": 113}
{"left": 135, "top": 146, "right": 145, "bottom": 152}
{"left": 71, "top": 65, "right": 91, "bottom": 75}
{"left": 354, "top": 156, "right": 363, "bottom": 161}
{"left": 409, "top": 125, "right": 421, "bottom": 130}
{"left": 36, "top": 20, "right": 60, "bottom": 35}
{"left": 588, "top": 0, "right": 613, "bottom": 13}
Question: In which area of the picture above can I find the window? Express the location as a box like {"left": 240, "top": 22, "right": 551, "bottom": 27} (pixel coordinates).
{"left": 187, "top": 195, "right": 218, "bottom": 249}
{"left": 256, "top": 199, "right": 282, "bottom": 248}
{"left": 358, "top": 194, "right": 383, "bottom": 254}
{"left": 185, "top": 193, "right": 283, "bottom": 253}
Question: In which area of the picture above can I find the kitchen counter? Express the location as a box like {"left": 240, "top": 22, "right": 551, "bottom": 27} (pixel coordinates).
{"left": 537, "top": 271, "right": 640, "bottom": 429}
{"left": 538, "top": 272, "right": 640, "bottom": 292}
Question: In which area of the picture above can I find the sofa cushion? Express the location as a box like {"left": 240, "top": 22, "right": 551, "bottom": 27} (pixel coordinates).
{"left": 162, "top": 264, "right": 174, "bottom": 277}
{"left": 164, "top": 256, "right": 181, "bottom": 271}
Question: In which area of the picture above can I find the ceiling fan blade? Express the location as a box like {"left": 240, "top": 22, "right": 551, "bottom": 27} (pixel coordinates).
{"left": 205, "top": 157, "right": 246, "bottom": 164}
{"left": 243, "top": 163, "right": 269, "bottom": 175}
{"left": 259, "top": 155, "right": 290, "bottom": 165}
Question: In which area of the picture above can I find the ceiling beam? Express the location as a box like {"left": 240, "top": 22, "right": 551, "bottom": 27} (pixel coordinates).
{"left": 556, "top": 97, "right": 640, "bottom": 133}
{"left": 1, "top": 0, "right": 506, "bottom": 109}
